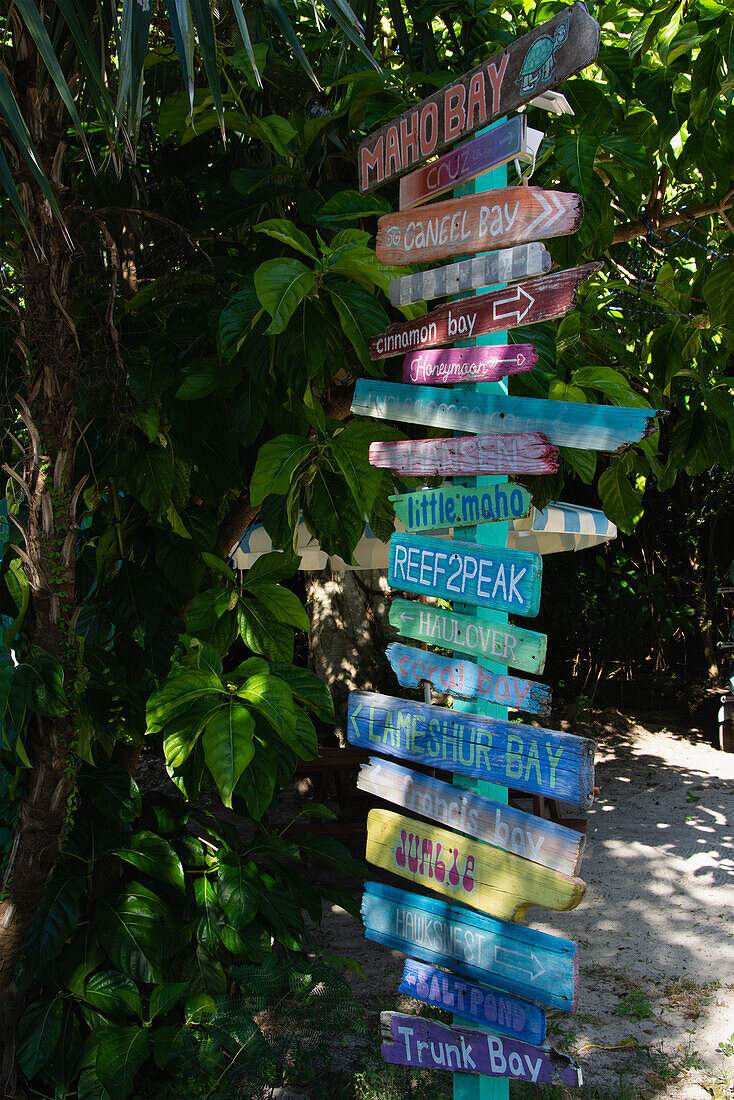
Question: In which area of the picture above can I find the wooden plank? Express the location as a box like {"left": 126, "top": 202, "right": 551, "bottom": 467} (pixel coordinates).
{"left": 357, "top": 758, "right": 586, "bottom": 875}
{"left": 389, "top": 244, "right": 551, "bottom": 307}
{"left": 371, "top": 264, "right": 600, "bottom": 354}
{"left": 371, "top": 434, "right": 558, "bottom": 477}
{"left": 402, "top": 344, "right": 537, "bottom": 385}
{"left": 361, "top": 881, "right": 580, "bottom": 1011}
{"left": 390, "top": 484, "right": 532, "bottom": 532}
{"left": 386, "top": 642, "right": 551, "bottom": 716}
{"left": 377, "top": 188, "right": 583, "bottom": 267}
{"left": 399, "top": 961, "right": 546, "bottom": 1046}
{"left": 389, "top": 598, "right": 547, "bottom": 675}
{"left": 399, "top": 116, "right": 528, "bottom": 210}
{"left": 366, "top": 808, "right": 586, "bottom": 921}
{"left": 352, "top": 379, "right": 661, "bottom": 452}
{"left": 388, "top": 533, "right": 543, "bottom": 618}
{"left": 347, "top": 691, "right": 596, "bottom": 808}
{"left": 381, "top": 1012, "right": 582, "bottom": 1086}
{"left": 358, "top": 3, "right": 601, "bottom": 192}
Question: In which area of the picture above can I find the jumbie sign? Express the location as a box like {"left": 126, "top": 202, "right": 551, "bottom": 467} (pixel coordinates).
{"left": 347, "top": 691, "right": 596, "bottom": 808}
{"left": 389, "top": 243, "right": 551, "bottom": 307}
{"left": 370, "top": 434, "right": 558, "bottom": 477}
{"left": 381, "top": 1013, "right": 582, "bottom": 1086}
{"left": 402, "top": 344, "right": 537, "bottom": 385}
{"left": 365, "top": 808, "right": 586, "bottom": 920}
{"left": 357, "top": 3, "right": 601, "bottom": 191}
{"left": 362, "top": 881, "right": 580, "bottom": 1011}
{"left": 390, "top": 483, "right": 532, "bottom": 532}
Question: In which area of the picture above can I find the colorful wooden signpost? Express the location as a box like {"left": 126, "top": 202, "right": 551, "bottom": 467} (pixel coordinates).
{"left": 376, "top": 190, "right": 584, "bottom": 266}
{"left": 366, "top": 807, "right": 586, "bottom": 920}
{"left": 389, "top": 533, "right": 542, "bottom": 616}
{"left": 400, "top": 960, "right": 546, "bottom": 1044}
{"left": 398, "top": 115, "right": 532, "bottom": 209}
{"left": 389, "top": 243, "right": 551, "bottom": 307}
{"left": 402, "top": 344, "right": 537, "bottom": 385}
{"left": 353, "top": 380, "right": 661, "bottom": 451}
{"left": 381, "top": 1013, "right": 583, "bottom": 1086}
{"left": 390, "top": 483, "right": 532, "bottom": 532}
{"left": 362, "top": 881, "right": 580, "bottom": 1011}
{"left": 370, "top": 434, "right": 558, "bottom": 477}
{"left": 357, "top": 759, "right": 586, "bottom": 875}
{"left": 389, "top": 598, "right": 547, "bottom": 674}
{"left": 386, "top": 642, "right": 551, "bottom": 715}
{"left": 371, "top": 264, "right": 600, "bottom": 353}
{"left": 347, "top": 692, "right": 596, "bottom": 808}
{"left": 358, "top": 3, "right": 601, "bottom": 191}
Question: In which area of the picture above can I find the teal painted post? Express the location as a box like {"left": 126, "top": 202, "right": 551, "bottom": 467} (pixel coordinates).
{"left": 453, "top": 125, "right": 512, "bottom": 1100}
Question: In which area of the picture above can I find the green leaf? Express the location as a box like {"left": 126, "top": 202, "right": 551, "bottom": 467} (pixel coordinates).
{"left": 255, "top": 219, "right": 317, "bottom": 259}
{"left": 279, "top": 707, "right": 318, "bottom": 759}
{"left": 703, "top": 258, "right": 734, "bottom": 331}
{"left": 97, "top": 884, "right": 168, "bottom": 984}
{"left": 242, "top": 582, "right": 310, "bottom": 632}
{"left": 554, "top": 132, "right": 598, "bottom": 199}
{"left": 162, "top": 696, "right": 223, "bottom": 769}
{"left": 190, "top": 0, "right": 225, "bottom": 140}
{"left": 78, "top": 765, "right": 141, "bottom": 822}
{"left": 549, "top": 379, "right": 587, "bottom": 403}
{"left": 598, "top": 460, "right": 644, "bottom": 534}
{"left": 254, "top": 258, "right": 316, "bottom": 335}
{"left": 327, "top": 280, "right": 390, "bottom": 367}
{"left": 95, "top": 1025, "right": 150, "bottom": 1100}
{"left": 81, "top": 971, "right": 144, "bottom": 1020}
{"left": 202, "top": 703, "right": 256, "bottom": 807}
{"left": 269, "top": 663, "right": 334, "bottom": 723}
{"left": 176, "top": 359, "right": 234, "bottom": 400}
{"left": 235, "top": 739, "right": 278, "bottom": 819}
{"left": 147, "top": 669, "right": 224, "bottom": 735}
{"left": 243, "top": 549, "right": 299, "bottom": 587}
{"left": 329, "top": 423, "right": 384, "bottom": 522}
{"left": 229, "top": 1, "right": 263, "bottom": 88}
{"left": 17, "top": 996, "right": 63, "bottom": 1077}
{"left": 112, "top": 831, "right": 186, "bottom": 891}
{"left": 572, "top": 366, "right": 651, "bottom": 408}
{"left": 238, "top": 673, "right": 296, "bottom": 740}
{"left": 261, "top": 0, "right": 321, "bottom": 88}
{"left": 217, "top": 855, "right": 259, "bottom": 933}
{"left": 316, "top": 189, "right": 391, "bottom": 225}
{"left": 148, "top": 982, "right": 190, "bottom": 1023}
{"left": 218, "top": 282, "right": 263, "bottom": 360}
{"left": 186, "top": 588, "right": 232, "bottom": 633}
{"left": 15, "top": 650, "right": 68, "bottom": 717}
{"left": 559, "top": 447, "right": 597, "bottom": 483}
{"left": 249, "top": 435, "right": 313, "bottom": 505}
{"left": 133, "top": 445, "right": 175, "bottom": 519}
{"left": 23, "top": 871, "right": 83, "bottom": 973}
{"left": 238, "top": 600, "right": 294, "bottom": 662}
{"left": 193, "top": 877, "right": 223, "bottom": 954}
{"left": 304, "top": 467, "right": 363, "bottom": 561}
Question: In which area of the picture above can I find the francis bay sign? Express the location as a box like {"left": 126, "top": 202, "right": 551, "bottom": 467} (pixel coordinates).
{"left": 358, "top": 3, "right": 601, "bottom": 191}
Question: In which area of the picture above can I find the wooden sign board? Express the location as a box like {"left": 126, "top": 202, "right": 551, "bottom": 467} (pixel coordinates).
{"left": 352, "top": 379, "right": 661, "bottom": 452}
{"left": 400, "top": 960, "right": 546, "bottom": 1046}
{"left": 389, "top": 598, "right": 547, "bottom": 675}
{"left": 357, "top": 758, "right": 585, "bottom": 875}
{"left": 358, "top": 3, "right": 601, "bottom": 191}
{"left": 388, "top": 533, "right": 543, "bottom": 618}
{"left": 381, "top": 1013, "right": 582, "bottom": 1086}
{"left": 386, "top": 642, "right": 551, "bottom": 715}
{"left": 390, "top": 483, "right": 532, "bottom": 533}
{"left": 348, "top": 691, "right": 596, "bottom": 808}
{"left": 371, "top": 434, "right": 558, "bottom": 477}
{"left": 399, "top": 115, "right": 528, "bottom": 209}
{"left": 402, "top": 344, "right": 537, "bottom": 385}
{"left": 362, "top": 881, "right": 580, "bottom": 1011}
{"left": 376, "top": 189, "right": 583, "bottom": 267}
{"left": 366, "top": 808, "right": 586, "bottom": 921}
{"left": 389, "top": 243, "right": 551, "bottom": 308}
{"left": 371, "top": 264, "right": 600, "bottom": 356}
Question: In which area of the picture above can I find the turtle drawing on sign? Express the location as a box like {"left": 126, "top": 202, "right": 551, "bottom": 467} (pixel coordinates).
{"left": 519, "top": 16, "right": 570, "bottom": 93}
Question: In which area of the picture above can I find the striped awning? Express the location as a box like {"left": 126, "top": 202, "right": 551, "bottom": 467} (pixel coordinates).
{"left": 231, "top": 502, "right": 616, "bottom": 571}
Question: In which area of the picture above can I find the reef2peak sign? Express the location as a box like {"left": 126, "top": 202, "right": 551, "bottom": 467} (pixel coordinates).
{"left": 357, "top": 3, "right": 600, "bottom": 192}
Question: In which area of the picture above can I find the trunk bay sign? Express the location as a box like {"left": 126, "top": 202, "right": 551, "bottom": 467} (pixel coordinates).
{"left": 362, "top": 881, "right": 580, "bottom": 1011}
{"left": 400, "top": 960, "right": 546, "bottom": 1046}
{"left": 389, "top": 598, "right": 547, "bottom": 674}
{"left": 357, "top": 759, "right": 586, "bottom": 875}
{"left": 370, "top": 264, "right": 600, "bottom": 356}
{"left": 386, "top": 642, "right": 551, "bottom": 716}
{"left": 352, "top": 379, "right": 661, "bottom": 452}
{"left": 376, "top": 188, "right": 583, "bottom": 266}
{"left": 389, "top": 533, "right": 542, "bottom": 617}
{"left": 390, "top": 483, "right": 532, "bottom": 533}
{"left": 370, "top": 434, "right": 558, "bottom": 477}
{"left": 358, "top": 3, "right": 601, "bottom": 192}
{"left": 389, "top": 243, "right": 551, "bottom": 307}
{"left": 347, "top": 691, "right": 596, "bottom": 807}
{"left": 402, "top": 344, "right": 537, "bottom": 385}
{"left": 366, "top": 809, "right": 586, "bottom": 921}
{"left": 381, "top": 1013, "right": 583, "bottom": 1086}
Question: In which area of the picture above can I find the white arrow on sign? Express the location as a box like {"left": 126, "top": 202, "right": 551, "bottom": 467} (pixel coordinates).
{"left": 525, "top": 190, "right": 568, "bottom": 236}
{"left": 492, "top": 285, "right": 536, "bottom": 326}
{"left": 494, "top": 945, "right": 547, "bottom": 983}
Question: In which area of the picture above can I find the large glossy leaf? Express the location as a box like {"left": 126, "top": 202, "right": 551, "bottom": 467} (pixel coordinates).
{"left": 186, "top": 588, "right": 232, "bottom": 633}
{"left": 304, "top": 466, "right": 363, "bottom": 562}
{"left": 202, "top": 703, "right": 256, "bottom": 807}
{"left": 238, "top": 674, "right": 296, "bottom": 744}
{"left": 242, "top": 581, "right": 310, "bottom": 632}
{"left": 95, "top": 1025, "right": 150, "bottom": 1100}
{"left": 327, "top": 280, "right": 389, "bottom": 367}
{"left": 235, "top": 738, "right": 279, "bottom": 819}
{"left": 162, "top": 696, "right": 223, "bottom": 769}
{"left": 254, "top": 259, "right": 316, "bottom": 335}
{"left": 166, "top": 0, "right": 196, "bottom": 117}
{"left": 217, "top": 854, "right": 259, "bottom": 933}
{"left": 703, "top": 258, "right": 734, "bottom": 332}
{"left": 147, "top": 668, "right": 223, "bottom": 735}
{"left": 112, "top": 831, "right": 186, "bottom": 891}
{"left": 328, "top": 423, "right": 391, "bottom": 522}
{"left": 16, "top": 996, "right": 63, "bottom": 1077}
{"left": 572, "top": 366, "right": 652, "bottom": 408}
{"left": 81, "top": 971, "right": 144, "bottom": 1020}
{"left": 243, "top": 550, "right": 299, "bottom": 587}
{"left": 238, "top": 598, "right": 294, "bottom": 662}
{"left": 255, "top": 218, "right": 317, "bottom": 259}
{"left": 598, "top": 459, "right": 644, "bottom": 534}
{"left": 23, "top": 871, "right": 83, "bottom": 974}
{"left": 148, "top": 982, "right": 190, "bottom": 1022}
{"left": 218, "top": 282, "right": 263, "bottom": 360}
{"left": 193, "top": 877, "right": 224, "bottom": 954}
{"left": 78, "top": 765, "right": 141, "bottom": 822}
{"left": 249, "top": 434, "right": 313, "bottom": 505}
{"left": 278, "top": 708, "right": 318, "bottom": 759}
{"left": 268, "top": 664, "right": 334, "bottom": 723}
{"left": 555, "top": 131, "right": 599, "bottom": 199}
{"left": 97, "top": 885, "right": 168, "bottom": 984}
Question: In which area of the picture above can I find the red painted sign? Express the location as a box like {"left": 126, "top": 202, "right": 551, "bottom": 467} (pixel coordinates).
{"left": 369, "top": 433, "right": 558, "bottom": 477}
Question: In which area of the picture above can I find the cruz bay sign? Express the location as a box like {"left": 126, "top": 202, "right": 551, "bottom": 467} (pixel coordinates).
{"left": 358, "top": 3, "right": 601, "bottom": 191}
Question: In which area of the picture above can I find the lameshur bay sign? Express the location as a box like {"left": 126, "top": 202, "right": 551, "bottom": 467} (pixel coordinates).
{"left": 347, "top": 691, "right": 596, "bottom": 807}
{"left": 358, "top": 3, "right": 601, "bottom": 191}
{"left": 370, "top": 434, "right": 558, "bottom": 477}
{"left": 390, "top": 483, "right": 532, "bottom": 532}
{"left": 362, "top": 881, "right": 580, "bottom": 1011}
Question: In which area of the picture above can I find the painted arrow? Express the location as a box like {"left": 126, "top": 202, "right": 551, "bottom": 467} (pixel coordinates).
{"left": 495, "top": 945, "right": 546, "bottom": 983}
{"left": 370, "top": 263, "right": 601, "bottom": 358}
{"left": 402, "top": 344, "right": 537, "bottom": 385}
{"left": 376, "top": 187, "right": 584, "bottom": 266}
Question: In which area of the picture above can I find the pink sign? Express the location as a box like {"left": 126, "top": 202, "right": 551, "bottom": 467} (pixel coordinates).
{"left": 402, "top": 344, "right": 537, "bottom": 385}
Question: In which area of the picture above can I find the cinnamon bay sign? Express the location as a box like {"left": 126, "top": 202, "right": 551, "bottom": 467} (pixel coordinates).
{"left": 370, "top": 264, "right": 600, "bottom": 355}
{"left": 376, "top": 189, "right": 583, "bottom": 266}
{"left": 358, "top": 3, "right": 601, "bottom": 192}
{"left": 402, "top": 344, "right": 537, "bottom": 385}
{"left": 389, "top": 483, "right": 532, "bottom": 532}
{"left": 389, "top": 243, "right": 551, "bottom": 307}
{"left": 370, "top": 434, "right": 558, "bottom": 477}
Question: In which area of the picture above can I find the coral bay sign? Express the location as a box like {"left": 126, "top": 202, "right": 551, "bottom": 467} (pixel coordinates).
{"left": 358, "top": 3, "right": 601, "bottom": 192}
{"left": 376, "top": 189, "right": 583, "bottom": 266}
